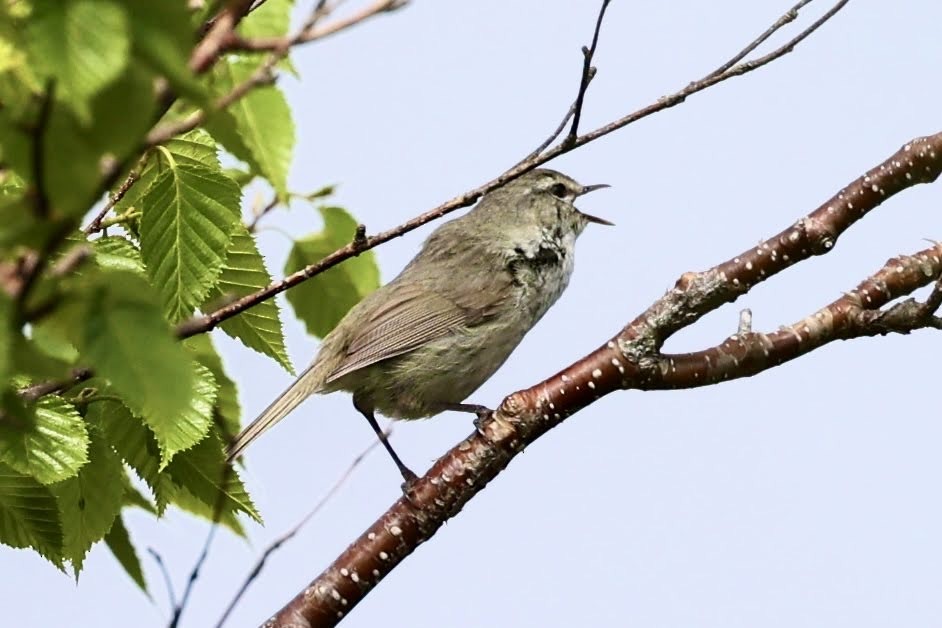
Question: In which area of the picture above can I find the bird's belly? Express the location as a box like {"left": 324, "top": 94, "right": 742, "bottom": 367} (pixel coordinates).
{"left": 342, "top": 261, "right": 573, "bottom": 421}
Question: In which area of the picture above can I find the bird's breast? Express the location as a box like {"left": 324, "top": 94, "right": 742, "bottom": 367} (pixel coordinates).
{"left": 506, "top": 236, "right": 575, "bottom": 325}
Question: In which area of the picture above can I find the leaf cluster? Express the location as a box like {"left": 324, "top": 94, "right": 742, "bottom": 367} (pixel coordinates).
{"left": 0, "top": 0, "right": 380, "bottom": 590}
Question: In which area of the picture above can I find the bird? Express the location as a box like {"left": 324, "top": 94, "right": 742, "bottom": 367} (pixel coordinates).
{"left": 226, "top": 168, "right": 611, "bottom": 482}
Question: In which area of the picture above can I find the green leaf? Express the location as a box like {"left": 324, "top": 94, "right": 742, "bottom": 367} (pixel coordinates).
{"left": 76, "top": 270, "right": 197, "bottom": 423}
{"left": 164, "top": 483, "right": 245, "bottom": 536}
{"left": 204, "top": 225, "right": 293, "bottom": 373}
{"left": 87, "top": 399, "right": 173, "bottom": 514}
{"left": 184, "top": 335, "right": 241, "bottom": 440}
{"left": 122, "top": 482, "right": 156, "bottom": 515}
{"left": 0, "top": 395, "right": 89, "bottom": 484}
{"left": 143, "top": 364, "right": 217, "bottom": 469}
{"left": 123, "top": 0, "right": 205, "bottom": 102}
{"left": 27, "top": 65, "right": 157, "bottom": 217}
{"left": 207, "top": 58, "right": 294, "bottom": 199}
{"left": 285, "top": 207, "right": 380, "bottom": 337}
{"left": 28, "top": 0, "right": 130, "bottom": 122}
{"left": 51, "top": 430, "right": 124, "bottom": 575}
{"left": 140, "top": 150, "right": 241, "bottom": 321}
{"left": 0, "top": 462, "right": 63, "bottom": 565}
{"left": 238, "top": 0, "right": 292, "bottom": 38}
{"left": 165, "top": 130, "right": 221, "bottom": 167}
{"left": 165, "top": 432, "right": 261, "bottom": 524}
{"left": 104, "top": 515, "right": 148, "bottom": 594}
{"left": 91, "top": 235, "right": 145, "bottom": 274}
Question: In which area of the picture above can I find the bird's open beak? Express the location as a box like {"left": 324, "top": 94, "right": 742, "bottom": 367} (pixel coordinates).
{"left": 577, "top": 183, "right": 614, "bottom": 226}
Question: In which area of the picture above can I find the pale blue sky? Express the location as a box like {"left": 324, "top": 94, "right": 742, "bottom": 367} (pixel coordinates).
{"left": 6, "top": 1, "right": 942, "bottom": 626}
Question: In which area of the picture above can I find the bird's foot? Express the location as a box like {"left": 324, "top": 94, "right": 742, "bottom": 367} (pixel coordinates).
{"left": 442, "top": 403, "right": 494, "bottom": 435}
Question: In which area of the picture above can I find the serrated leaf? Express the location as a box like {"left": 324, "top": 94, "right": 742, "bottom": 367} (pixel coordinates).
{"left": 165, "top": 483, "right": 245, "bottom": 536}
{"left": 165, "top": 432, "right": 261, "bottom": 524}
{"left": 77, "top": 270, "right": 197, "bottom": 422}
{"left": 144, "top": 364, "right": 217, "bottom": 469}
{"left": 0, "top": 395, "right": 88, "bottom": 484}
{"left": 0, "top": 462, "right": 63, "bottom": 565}
{"left": 285, "top": 207, "right": 380, "bottom": 337}
{"left": 51, "top": 431, "right": 124, "bottom": 575}
{"left": 104, "top": 515, "right": 148, "bottom": 594}
{"left": 140, "top": 151, "right": 241, "bottom": 321}
{"left": 207, "top": 58, "right": 294, "bottom": 198}
{"left": 87, "top": 399, "right": 173, "bottom": 514}
{"left": 184, "top": 335, "right": 241, "bottom": 440}
{"left": 91, "top": 235, "right": 145, "bottom": 274}
{"left": 165, "top": 130, "right": 220, "bottom": 167}
{"left": 204, "top": 225, "right": 293, "bottom": 373}
{"left": 28, "top": 0, "right": 130, "bottom": 122}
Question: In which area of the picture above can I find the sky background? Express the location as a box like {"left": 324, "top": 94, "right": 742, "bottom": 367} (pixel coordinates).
{"left": 6, "top": 1, "right": 942, "bottom": 626}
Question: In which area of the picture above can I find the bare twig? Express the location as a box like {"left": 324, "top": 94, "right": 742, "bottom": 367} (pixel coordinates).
{"left": 18, "top": 368, "right": 93, "bottom": 402}
{"left": 705, "top": 0, "right": 813, "bottom": 79}
{"left": 566, "top": 0, "right": 611, "bottom": 144}
{"left": 215, "top": 432, "right": 388, "bottom": 627}
{"left": 264, "top": 129, "right": 942, "bottom": 628}
{"left": 148, "top": 547, "right": 178, "bottom": 616}
{"left": 146, "top": 67, "right": 278, "bottom": 147}
{"left": 168, "top": 526, "right": 219, "bottom": 628}
{"left": 247, "top": 195, "right": 280, "bottom": 232}
{"left": 177, "top": 0, "right": 849, "bottom": 340}
{"left": 226, "top": 0, "right": 408, "bottom": 53}
{"left": 84, "top": 166, "right": 143, "bottom": 235}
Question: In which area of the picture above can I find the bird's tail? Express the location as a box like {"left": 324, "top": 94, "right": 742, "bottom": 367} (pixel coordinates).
{"left": 226, "top": 364, "right": 325, "bottom": 462}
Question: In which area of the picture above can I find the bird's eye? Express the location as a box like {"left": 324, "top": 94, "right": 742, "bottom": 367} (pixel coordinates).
{"left": 550, "top": 182, "right": 569, "bottom": 199}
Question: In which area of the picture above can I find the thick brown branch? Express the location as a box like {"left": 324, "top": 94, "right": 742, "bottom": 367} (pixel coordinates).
{"left": 262, "top": 128, "right": 940, "bottom": 627}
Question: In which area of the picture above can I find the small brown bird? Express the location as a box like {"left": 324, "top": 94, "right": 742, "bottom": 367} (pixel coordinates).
{"left": 227, "top": 169, "right": 611, "bottom": 480}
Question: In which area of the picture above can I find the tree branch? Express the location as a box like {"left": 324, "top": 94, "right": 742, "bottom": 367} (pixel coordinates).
{"left": 223, "top": 0, "right": 409, "bottom": 54}
{"left": 176, "top": 0, "right": 849, "bottom": 339}
{"left": 565, "top": 0, "right": 610, "bottom": 144}
{"left": 262, "top": 131, "right": 942, "bottom": 627}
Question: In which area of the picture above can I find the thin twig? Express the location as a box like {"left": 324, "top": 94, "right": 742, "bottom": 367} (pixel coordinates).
{"left": 215, "top": 431, "right": 389, "bottom": 628}
{"left": 705, "top": 0, "right": 813, "bottom": 79}
{"left": 146, "top": 67, "right": 278, "bottom": 147}
{"left": 148, "top": 547, "right": 178, "bottom": 616}
{"left": 168, "top": 425, "right": 237, "bottom": 628}
{"left": 566, "top": 0, "right": 611, "bottom": 144}
{"left": 247, "top": 196, "right": 279, "bottom": 232}
{"left": 227, "top": 0, "right": 408, "bottom": 53}
{"left": 177, "top": 0, "right": 850, "bottom": 340}
{"left": 168, "top": 525, "right": 219, "bottom": 628}
{"left": 18, "top": 368, "right": 93, "bottom": 402}
{"left": 84, "top": 166, "right": 143, "bottom": 235}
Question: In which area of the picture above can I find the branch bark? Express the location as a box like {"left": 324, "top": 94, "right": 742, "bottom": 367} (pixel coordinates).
{"left": 263, "top": 132, "right": 942, "bottom": 627}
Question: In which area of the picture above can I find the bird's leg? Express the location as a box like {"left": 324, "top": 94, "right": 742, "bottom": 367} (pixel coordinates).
{"left": 442, "top": 403, "right": 494, "bottom": 434}
{"left": 353, "top": 399, "right": 417, "bottom": 486}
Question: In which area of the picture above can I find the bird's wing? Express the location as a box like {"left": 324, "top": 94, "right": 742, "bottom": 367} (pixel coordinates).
{"left": 324, "top": 276, "right": 508, "bottom": 384}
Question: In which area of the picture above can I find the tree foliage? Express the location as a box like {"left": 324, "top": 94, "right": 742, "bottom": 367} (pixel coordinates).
{"left": 0, "top": 0, "right": 379, "bottom": 588}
